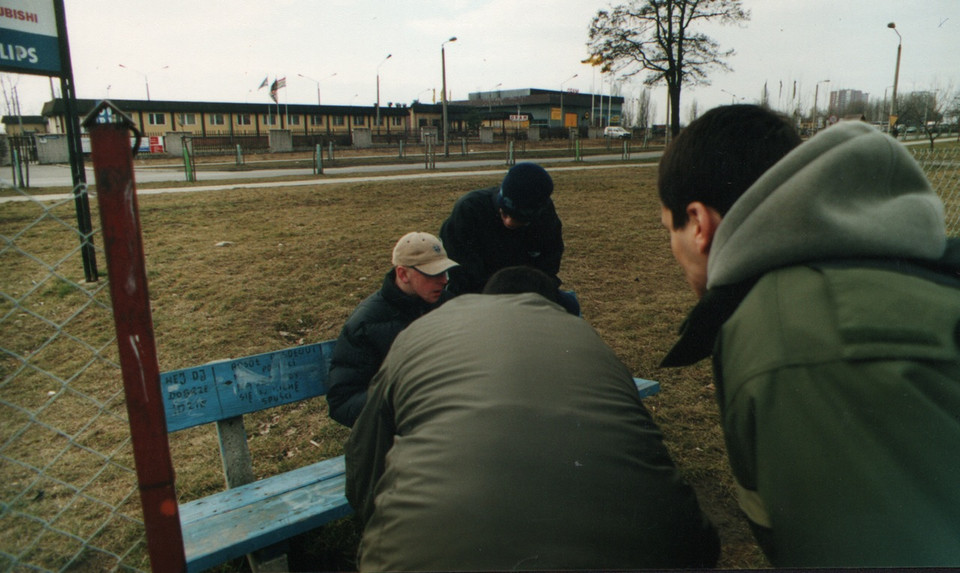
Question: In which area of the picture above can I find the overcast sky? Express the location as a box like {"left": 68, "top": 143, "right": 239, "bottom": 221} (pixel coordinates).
{"left": 3, "top": 0, "right": 958, "bottom": 125}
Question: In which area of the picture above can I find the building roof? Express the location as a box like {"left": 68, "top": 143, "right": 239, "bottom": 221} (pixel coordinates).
{"left": 2, "top": 115, "right": 46, "bottom": 125}
{"left": 40, "top": 98, "right": 411, "bottom": 118}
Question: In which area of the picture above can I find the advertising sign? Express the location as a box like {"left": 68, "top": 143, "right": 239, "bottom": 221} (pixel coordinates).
{"left": 0, "top": 1, "right": 61, "bottom": 75}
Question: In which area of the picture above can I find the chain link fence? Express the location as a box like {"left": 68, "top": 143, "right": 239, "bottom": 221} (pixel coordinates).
{"left": 913, "top": 146, "right": 960, "bottom": 237}
{"left": 0, "top": 145, "right": 957, "bottom": 572}
{"left": 1, "top": 183, "right": 149, "bottom": 571}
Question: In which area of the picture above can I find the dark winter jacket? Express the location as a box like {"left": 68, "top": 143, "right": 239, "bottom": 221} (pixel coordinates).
{"left": 326, "top": 269, "right": 451, "bottom": 427}
{"left": 439, "top": 185, "right": 564, "bottom": 294}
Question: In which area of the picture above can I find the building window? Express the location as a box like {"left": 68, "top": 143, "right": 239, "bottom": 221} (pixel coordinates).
{"left": 392, "top": 116, "right": 403, "bottom": 127}
{"left": 237, "top": 114, "right": 252, "bottom": 126}
{"left": 264, "top": 115, "right": 277, "bottom": 126}
{"left": 210, "top": 114, "right": 225, "bottom": 126}
{"left": 148, "top": 113, "right": 166, "bottom": 126}
{"left": 332, "top": 116, "right": 345, "bottom": 126}
{"left": 288, "top": 115, "right": 300, "bottom": 126}
{"left": 353, "top": 115, "right": 365, "bottom": 126}
{"left": 178, "top": 113, "right": 196, "bottom": 125}
{"left": 310, "top": 114, "right": 324, "bottom": 126}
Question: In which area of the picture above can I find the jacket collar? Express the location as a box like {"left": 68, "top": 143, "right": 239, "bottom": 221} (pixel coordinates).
{"left": 660, "top": 278, "right": 759, "bottom": 368}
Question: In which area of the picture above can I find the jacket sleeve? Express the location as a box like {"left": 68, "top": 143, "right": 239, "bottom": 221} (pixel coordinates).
{"left": 326, "top": 321, "right": 380, "bottom": 427}
{"left": 533, "top": 206, "right": 564, "bottom": 280}
{"left": 344, "top": 365, "right": 397, "bottom": 525}
{"left": 440, "top": 200, "right": 489, "bottom": 294}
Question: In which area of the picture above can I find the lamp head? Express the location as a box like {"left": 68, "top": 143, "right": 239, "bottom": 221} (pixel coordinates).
{"left": 887, "top": 22, "right": 896, "bottom": 29}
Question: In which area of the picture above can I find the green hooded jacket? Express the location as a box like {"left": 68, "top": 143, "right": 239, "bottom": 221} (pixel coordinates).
{"left": 664, "top": 121, "right": 960, "bottom": 566}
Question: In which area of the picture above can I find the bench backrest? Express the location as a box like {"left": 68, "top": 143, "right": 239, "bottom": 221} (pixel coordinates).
{"left": 160, "top": 340, "right": 337, "bottom": 432}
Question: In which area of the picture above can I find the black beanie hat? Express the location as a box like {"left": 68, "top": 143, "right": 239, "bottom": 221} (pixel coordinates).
{"left": 498, "top": 162, "right": 553, "bottom": 219}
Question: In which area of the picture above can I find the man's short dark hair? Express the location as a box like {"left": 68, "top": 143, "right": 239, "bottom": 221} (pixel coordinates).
{"left": 482, "top": 266, "right": 558, "bottom": 303}
{"left": 658, "top": 105, "right": 801, "bottom": 229}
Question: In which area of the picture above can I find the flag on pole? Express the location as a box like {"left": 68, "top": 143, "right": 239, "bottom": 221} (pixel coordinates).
{"left": 258, "top": 76, "right": 268, "bottom": 90}
{"left": 269, "top": 77, "right": 287, "bottom": 103}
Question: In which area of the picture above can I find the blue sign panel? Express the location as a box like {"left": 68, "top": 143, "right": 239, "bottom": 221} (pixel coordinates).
{"left": 160, "top": 341, "right": 336, "bottom": 432}
{"left": 0, "top": 1, "right": 61, "bottom": 76}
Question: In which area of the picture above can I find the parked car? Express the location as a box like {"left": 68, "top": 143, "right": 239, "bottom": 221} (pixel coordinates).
{"left": 603, "top": 126, "right": 631, "bottom": 139}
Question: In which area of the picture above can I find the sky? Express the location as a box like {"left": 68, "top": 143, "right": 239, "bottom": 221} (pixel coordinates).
{"left": 2, "top": 0, "right": 959, "bottom": 126}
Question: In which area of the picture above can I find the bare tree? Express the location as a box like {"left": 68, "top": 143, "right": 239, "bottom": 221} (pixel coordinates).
{"left": 636, "top": 87, "right": 653, "bottom": 130}
{"left": 588, "top": 0, "right": 749, "bottom": 136}
{"left": 898, "top": 84, "right": 957, "bottom": 149}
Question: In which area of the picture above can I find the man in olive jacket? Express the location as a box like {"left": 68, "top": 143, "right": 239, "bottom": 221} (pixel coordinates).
{"left": 659, "top": 105, "right": 960, "bottom": 567}
{"left": 345, "top": 267, "right": 719, "bottom": 571}
{"left": 326, "top": 232, "right": 457, "bottom": 427}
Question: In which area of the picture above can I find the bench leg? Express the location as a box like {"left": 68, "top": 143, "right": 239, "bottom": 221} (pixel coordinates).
{"left": 248, "top": 541, "right": 290, "bottom": 573}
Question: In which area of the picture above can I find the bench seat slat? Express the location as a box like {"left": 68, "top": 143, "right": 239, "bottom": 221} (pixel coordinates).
{"left": 180, "top": 458, "right": 352, "bottom": 573}
{"left": 179, "top": 456, "right": 347, "bottom": 524}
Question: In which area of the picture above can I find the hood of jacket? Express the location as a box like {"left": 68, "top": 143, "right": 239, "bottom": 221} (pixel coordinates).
{"left": 707, "top": 121, "right": 946, "bottom": 290}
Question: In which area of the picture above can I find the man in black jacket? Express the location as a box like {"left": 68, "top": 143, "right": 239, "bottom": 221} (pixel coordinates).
{"left": 326, "top": 232, "right": 458, "bottom": 427}
{"left": 439, "top": 162, "right": 578, "bottom": 314}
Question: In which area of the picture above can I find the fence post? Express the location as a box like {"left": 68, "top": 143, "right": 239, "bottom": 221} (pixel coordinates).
{"left": 622, "top": 139, "right": 630, "bottom": 160}
{"left": 182, "top": 138, "right": 196, "bottom": 182}
{"left": 425, "top": 140, "right": 436, "bottom": 170}
{"left": 399, "top": 140, "right": 404, "bottom": 159}
{"left": 328, "top": 141, "right": 334, "bottom": 162}
{"left": 235, "top": 144, "right": 243, "bottom": 166}
{"left": 461, "top": 137, "right": 467, "bottom": 156}
{"left": 314, "top": 143, "right": 323, "bottom": 175}
{"left": 575, "top": 139, "right": 582, "bottom": 162}
{"left": 506, "top": 140, "right": 515, "bottom": 166}
{"left": 82, "top": 100, "right": 187, "bottom": 573}
{"left": 12, "top": 147, "right": 24, "bottom": 187}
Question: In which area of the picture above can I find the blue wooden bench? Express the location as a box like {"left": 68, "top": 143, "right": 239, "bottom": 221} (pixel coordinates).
{"left": 160, "top": 339, "right": 661, "bottom": 572}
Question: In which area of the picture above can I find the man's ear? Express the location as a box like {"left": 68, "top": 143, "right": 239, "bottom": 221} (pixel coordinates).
{"left": 686, "top": 202, "right": 723, "bottom": 255}
{"left": 395, "top": 266, "right": 411, "bottom": 283}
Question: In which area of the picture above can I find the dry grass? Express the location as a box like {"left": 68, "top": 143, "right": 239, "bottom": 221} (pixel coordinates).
{"left": 2, "top": 163, "right": 768, "bottom": 571}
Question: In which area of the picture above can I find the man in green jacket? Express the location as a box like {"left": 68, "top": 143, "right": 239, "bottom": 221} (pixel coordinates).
{"left": 658, "top": 104, "right": 960, "bottom": 567}
{"left": 346, "top": 266, "right": 719, "bottom": 571}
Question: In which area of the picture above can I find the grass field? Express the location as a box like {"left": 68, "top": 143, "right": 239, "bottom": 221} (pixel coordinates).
{"left": 2, "top": 160, "right": 773, "bottom": 570}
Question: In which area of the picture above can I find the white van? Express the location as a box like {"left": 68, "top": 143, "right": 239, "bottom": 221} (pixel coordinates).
{"left": 603, "top": 126, "right": 631, "bottom": 139}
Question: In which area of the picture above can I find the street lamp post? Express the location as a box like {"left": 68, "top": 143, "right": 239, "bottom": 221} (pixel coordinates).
{"left": 118, "top": 64, "right": 168, "bottom": 101}
{"left": 376, "top": 54, "right": 392, "bottom": 134}
{"left": 720, "top": 88, "right": 742, "bottom": 104}
{"left": 887, "top": 22, "right": 902, "bottom": 135}
{"left": 488, "top": 82, "right": 502, "bottom": 112}
{"left": 298, "top": 72, "right": 336, "bottom": 106}
{"left": 813, "top": 79, "right": 830, "bottom": 131}
{"left": 442, "top": 37, "right": 457, "bottom": 157}
{"left": 559, "top": 73, "right": 578, "bottom": 133}
{"left": 298, "top": 72, "right": 335, "bottom": 132}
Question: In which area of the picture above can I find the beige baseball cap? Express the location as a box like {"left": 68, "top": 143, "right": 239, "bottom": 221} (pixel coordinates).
{"left": 392, "top": 232, "right": 459, "bottom": 276}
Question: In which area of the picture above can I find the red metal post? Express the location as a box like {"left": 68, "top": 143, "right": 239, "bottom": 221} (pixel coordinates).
{"left": 84, "top": 103, "right": 186, "bottom": 572}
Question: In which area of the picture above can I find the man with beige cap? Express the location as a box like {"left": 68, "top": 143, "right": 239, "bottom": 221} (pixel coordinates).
{"left": 327, "top": 232, "right": 458, "bottom": 427}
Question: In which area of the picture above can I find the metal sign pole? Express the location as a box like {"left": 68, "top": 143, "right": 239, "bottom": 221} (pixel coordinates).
{"left": 53, "top": 0, "right": 98, "bottom": 282}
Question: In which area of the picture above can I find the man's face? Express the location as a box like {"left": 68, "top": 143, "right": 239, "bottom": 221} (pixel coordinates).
{"left": 399, "top": 267, "right": 449, "bottom": 303}
{"left": 660, "top": 205, "right": 709, "bottom": 298}
{"left": 499, "top": 209, "right": 530, "bottom": 230}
